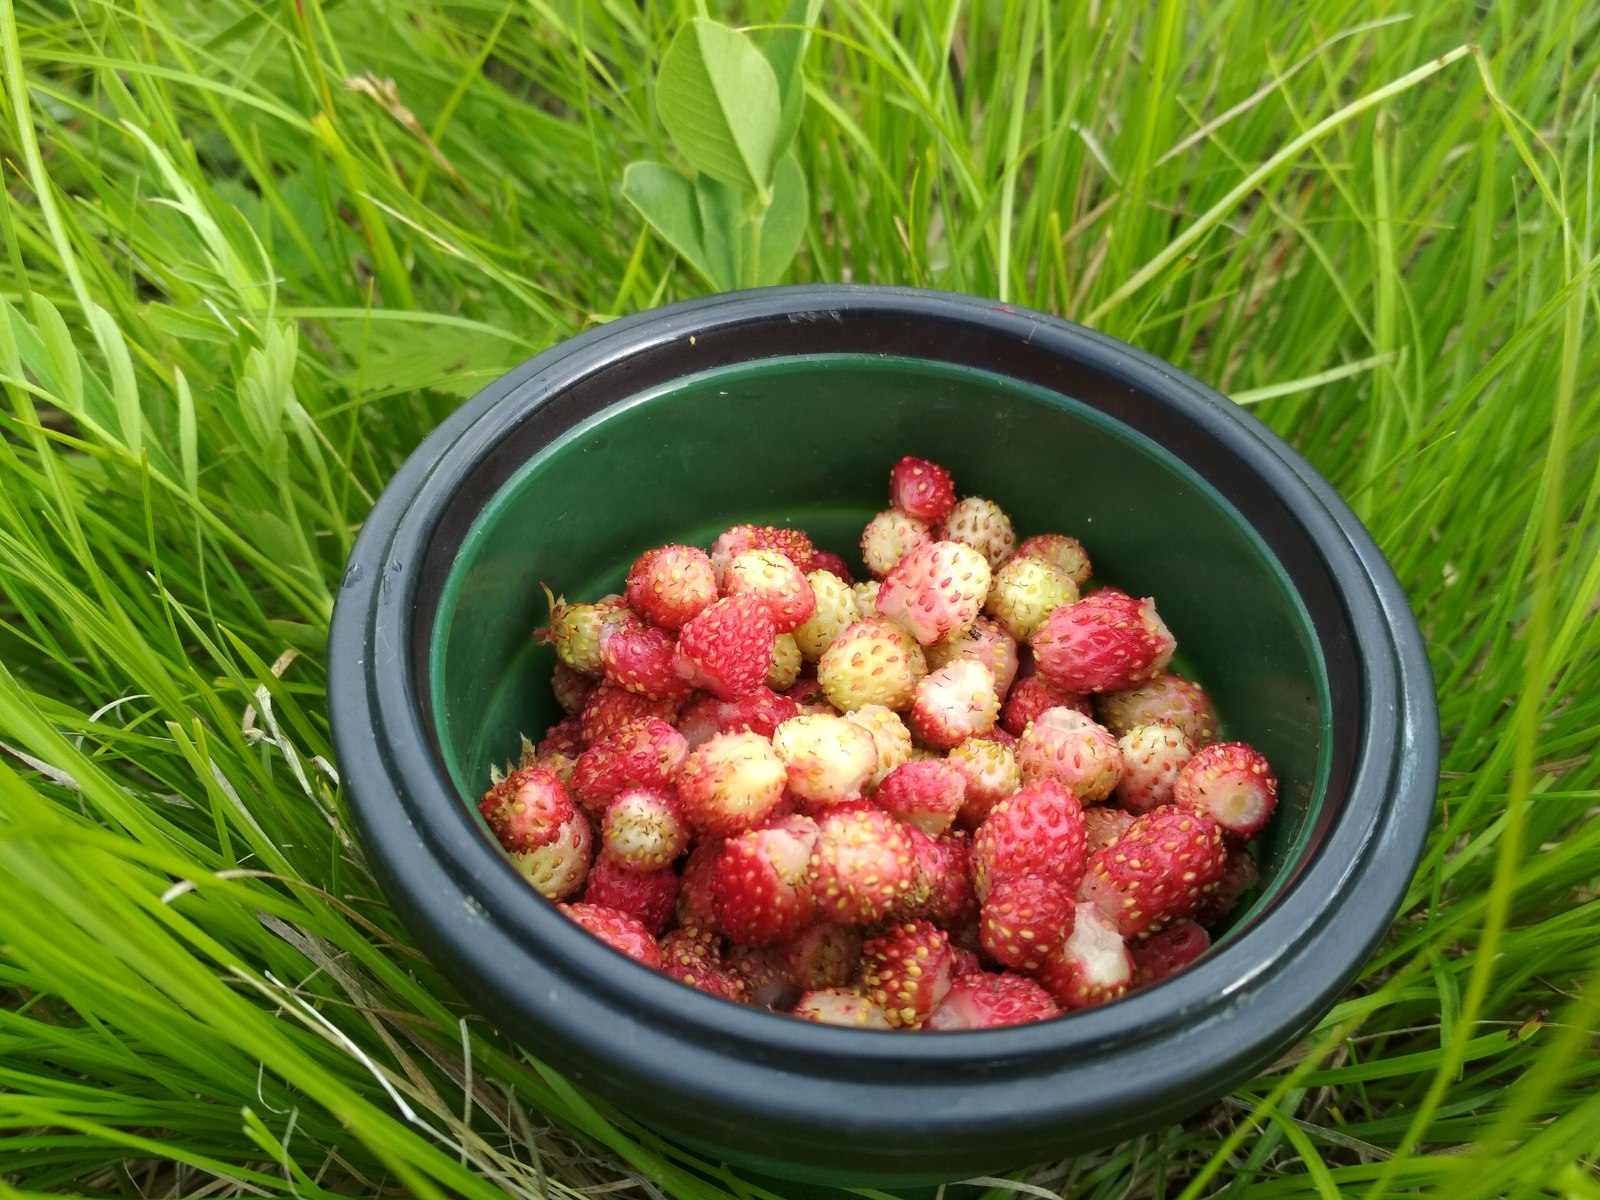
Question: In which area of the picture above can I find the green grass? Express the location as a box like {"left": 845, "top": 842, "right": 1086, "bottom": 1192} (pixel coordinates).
{"left": 1, "top": 0, "right": 1597, "bottom": 1196}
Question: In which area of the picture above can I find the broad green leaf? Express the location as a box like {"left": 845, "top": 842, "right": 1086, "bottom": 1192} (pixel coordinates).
{"left": 763, "top": 0, "right": 823, "bottom": 170}
{"left": 656, "top": 19, "right": 781, "bottom": 195}
{"left": 693, "top": 174, "right": 744, "bottom": 291}
{"left": 84, "top": 301, "right": 142, "bottom": 458}
{"left": 28, "top": 293, "right": 83, "bottom": 415}
{"left": 620, "top": 161, "right": 733, "bottom": 291}
{"left": 755, "top": 154, "right": 809, "bottom": 286}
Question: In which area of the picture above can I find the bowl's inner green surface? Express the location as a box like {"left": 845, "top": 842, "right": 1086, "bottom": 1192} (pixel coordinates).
{"left": 431, "top": 354, "right": 1330, "bottom": 919}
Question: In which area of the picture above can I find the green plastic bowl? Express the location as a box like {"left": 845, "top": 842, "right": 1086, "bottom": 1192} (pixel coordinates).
{"left": 329, "top": 285, "right": 1437, "bottom": 1187}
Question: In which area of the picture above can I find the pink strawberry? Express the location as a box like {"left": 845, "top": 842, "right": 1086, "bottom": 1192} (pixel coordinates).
{"left": 1079, "top": 807, "right": 1228, "bottom": 937}
{"left": 860, "top": 509, "right": 932, "bottom": 578}
{"left": 1013, "top": 533, "right": 1093, "bottom": 587}
{"left": 860, "top": 919, "right": 957, "bottom": 1028}
{"left": 676, "top": 687, "right": 801, "bottom": 747}
{"left": 559, "top": 903, "right": 662, "bottom": 969}
{"left": 1095, "top": 672, "right": 1218, "bottom": 746}
{"left": 791, "top": 988, "right": 891, "bottom": 1027}
{"left": 970, "top": 779, "right": 1088, "bottom": 901}
{"left": 875, "top": 760, "right": 967, "bottom": 836}
{"left": 810, "top": 803, "right": 920, "bottom": 925}
{"left": 924, "top": 616, "right": 1019, "bottom": 696}
{"left": 579, "top": 681, "right": 682, "bottom": 744}
{"left": 980, "top": 874, "right": 1077, "bottom": 971}
{"left": 937, "top": 497, "right": 1016, "bottom": 568}
{"left": 550, "top": 661, "right": 597, "bottom": 714}
{"left": 888, "top": 456, "right": 957, "bottom": 525}
{"left": 710, "top": 814, "right": 820, "bottom": 945}
{"left": 984, "top": 555, "right": 1079, "bottom": 642}
{"left": 1115, "top": 723, "right": 1195, "bottom": 813}
{"left": 571, "top": 717, "right": 688, "bottom": 814}
{"left": 772, "top": 714, "right": 879, "bottom": 806}
{"left": 808, "top": 550, "right": 854, "bottom": 583}
{"left": 1015, "top": 706, "right": 1124, "bottom": 803}
{"left": 658, "top": 928, "right": 747, "bottom": 1003}
{"left": 600, "top": 786, "right": 691, "bottom": 870}
{"left": 1173, "top": 742, "right": 1278, "bottom": 841}
{"left": 945, "top": 736, "right": 1021, "bottom": 829}
{"left": 1034, "top": 901, "right": 1133, "bottom": 1010}
{"left": 581, "top": 857, "right": 679, "bottom": 935}
{"left": 478, "top": 767, "right": 576, "bottom": 853}
{"left": 908, "top": 828, "right": 977, "bottom": 926}
{"left": 725, "top": 944, "right": 801, "bottom": 1010}
{"left": 1131, "top": 920, "right": 1211, "bottom": 988}
{"left": 817, "top": 617, "right": 928, "bottom": 712}
{"left": 1001, "top": 674, "right": 1093, "bottom": 737}
{"left": 676, "top": 731, "right": 788, "bottom": 836}
{"left": 1083, "top": 805, "right": 1137, "bottom": 855}
{"left": 625, "top": 543, "right": 718, "bottom": 631}
{"left": 673, "top": 594, "right": 777, "bottom": 701}
{"left": 926, "top": 971, "right": 1060, "bottom": 1030}
{"left": 776, "top": 923, "right": 863, "bottom": 991}
{"left": 908, "top": 659, "right": 1000, "bottom": 749}
{"left": 1031, "top": 589, "right": 1176, "bottom": 694}
{"left": 537, "top": 590, "right": 626, "bottom": 676}
{"left": 1191, "top": 845, "right": 1259, "bottom": 926}
{"left": 710, "top": 524, "right": 816, "bottom": 582}
{"left": 506, "top": 803, "right": 592, "bottom": 900}
{"left": 723, "top": 549, "right": 817, "bottom": 633}
{"left": 875, "top": 540, "right": 991, "bottom": 646}
{"left": 781, "top": 676, "right": 832, "bottom": 711}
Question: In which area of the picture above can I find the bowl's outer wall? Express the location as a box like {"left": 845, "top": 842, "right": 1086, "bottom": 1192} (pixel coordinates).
{"left": 328, "top": 286, "right": 1438, "bottom": 1183}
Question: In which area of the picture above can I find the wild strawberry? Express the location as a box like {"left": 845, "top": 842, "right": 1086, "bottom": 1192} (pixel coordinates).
{"left": 792, "top": 570, "right": 860, "bottom": 661}
{"left": 875, "top": 540, "right": 992, "bottom": 647}
{"left": 537, "top": 589, "right": 627, "bottom": 676}
{"left": 1191, "top": 844, "right": 1260, "bottom": 926}
{"left": 1131, "top": 920, "right": 1211, "bottom": 988}
{"left": 842, "top": 704, "right": 913, "bottom": 787}
{"left": 726, "top": 945, "right": 801, "bottom": 1010}
{"left": 926, "top": 971, "right": 1060, "bottom": 1030}
{"left": 777, "top": 923, "right": 863, "bottom": 990}
{"left": 1013, "top": 533, "right": 1093, "bottom": 587}
{"left": 950, "top": 945, "right": 984, "bottom": 978}
{"left": 1083, "top": 805, "right": 1137, "bottom": 855}
{"left": 478, "top": 768, "right": 575, "bottom": 853}
{"left": 860, "top": 920, "right": 956, "bottom": 1028}
{"left": 791, "top": 988, "right": 891, "bottom": 1027}
{"left": 888, "top": 456, "right": 958, "bottom": 525}
{"left": 625, "top": 543, "right": 718, "bottom": 631}
{"left": 909, "top": 659, "right": 1000, "bottom": 749}
{"left": 600, "top": 786, "right": 691, "bottom": 870}
{"left": 537, "top": 715, "right": 586, "bottom": 760}
{"left": 851, "top": 579, "right": 881, "bottom": 612}
{"left": 1115, "top": 723, "right": 1194, "bottom": 813}
{"left": 711, "top": 815, "right": 820, "bottom": 945}
{"left": 985, "top": 555, "right": 1079, "bottom": 642}
{"left": 579, "top": 681, "right": 682, "bottom": 744}
{"left": 677, "top": 731, "right": 788, "bottom": 836}
{"left": 1095, "top": 672, "right": 1219, "bottom": 746}
{"left": 811, "top": 803, "right": 920, "bottom": 924}
{"left": 1001, "top": 675, "right": 1093, "bottom": 737}
{"left": 658, "top": 928, "right": 747, "bottom": 1003}
{"left": 710, "top": 524, "right": 816, "bottom": 583}
{"left": 506, "top": 804, "right": 592, "bottom": 900}
{"left": 571, "top": 717, "right": 688, "bottom": 813}
{"left": 875, "top": 760, "right": 967, "bottom": 836}
{"left": 924, "top": 616, "right": 1019, "bottom": 696}
{"left": 724, "top": 549, "right": 817, "bottom": 634}
{"left": 980, "top": 874, "right": 1077, "bottom": 971}
{"left": 1079, "top": 807, "right": 1228, "bottom": 937}
{"left": 598, "top": 615, "right": 693, "bottom": 700}
{"left": 767, "top": 633, "right": 803, "bottom": 691}
{"left": 1173, "top": 742, "right": 1278, "bottom": 841}
{"left": 817, "top": 617, "right": 928, "bottom": 712}
{"left": 861, "top": 509, "right": 932, "bottom": 578}
{"left": 559, "top": 903, "right": 662, "bottom": 969}
{"left": 673, "top": 594, "right": 776, "bottom": 701}
{"left": 1016, "top": 706, "right": 1124, "bottom": 803}
{"left": 808, "top": 549, "right": 854, "bottom": 583}
{"left": 908, "top": 828, "right": 977, "bottom": 925}
{"left": 676, "top": 838, "right": 724, "bottom": 931}
{"left": 937, "top": 497, "right": 1016, "bottom": 568}
{"left": 677, "top": 687, "right": 801, "bottom": 747}
{"left": 582, "top": 857, "right": 679, "bottom": 935}
{"left": 781, "top": 676, "right": 833, "bottom": 713}
{"left": 1035, "top": 902, "right": 1133, "bottom": 1010}
{"left": 551, "top": 661, "right": 597, "bottom": 715}
{"left": 772, "top": 714, "right": 879, "bottom": 806}
{"left": 1032, "top": 589, "right": 1176, "bottom": 694}
{"left": 945, "top": 736, "right": 1021, "bottom": 829}
{"left": 970, "top": 780, "right": 1088, "bottom": 901}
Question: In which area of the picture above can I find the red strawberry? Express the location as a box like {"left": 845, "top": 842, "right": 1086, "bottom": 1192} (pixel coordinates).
{"left": 908, "top": 659, "right": 1000, "bottom": 749}
{"left": 875, "top": 540, "right": 992, "bottom": 647}
{"left": 658, "top": 928, "right": 747, "bottom": 1003}
{"left": 581, "top": 857, "right": 679, "bottom": 935}
{"left": 951, "top": 946, "right": 985, "bottom": 978}
{"left": 676, "top": 687, "right": 801, "bottom": 747}
{"left": 861, "top": 509, "right": 933, "bottom": 578}
{"left": 1095, "top": 672, "right": 1219, "bottom": 746}
{"left": 600, "top": 786, "right": 691, "bottom": 870}
{"left": 1131, "top": 920, "right": 1211, "bottom": 988}
{"left": 1191, "top": 844, "right": 1260, "bottom": 926}
{"left": 875, "top": 759, "right": 967, "bottom": 836}
{"left": 1000, "top": 674, "right": 1093, "bottom": 737}
{"left": 810, "top": 803, "right": 920, "bottom": 924}
{"left": 772, "top": 714, "right": 879, "bottom": 806}
{"left": 626, "top": 543, "right": 718, "bottom": 631}
{"left": 675, "top": 837, "right": 724, "bottom": 931}
{"left": 984, "top": 555, "right": 1079, "bottom": 642}
{"left": 550, "top": 661, "right": 597, "bottom": 714}
{"left": 776, "top": 923, "right": 863, "bottom": 991}
{"left": 945, "top": 736, "right": 1021, "bottom": 829}
{"left": 571, "top": 717, "right": 688, "bottom": 814}
{"left": 1083, "top": 804, "right": 1137, "bottom": 855}
{"left": 710, "top": 524, "right": 816, "bottom": 582}
{"left": 478, "top": 768, "right": 576, "bottom": 853}
{"left": 1115, "top": 723, "right": 1195, "bottom": 813}
{"left": 1079, "top": 807, "right": 1228, "bottom": 937}
{"left": 907, "top": 828, "right": 977, "bottom": 925}
{"left": 808, "top": 550, "right": 854, "bottom": 583}
{"left": 888, "top": 456, "right": 957, "bottom": 525}
{"left": 506, "top": 805, "right": 592, "bottom": 900}
{"left": 1173, "top": 742, "right": 1278, "bottom": 841}
{"left": 710, "top": 815, "right": 821, "bottom": 945}
{"left": 1031, "top": 589, "right": 1176, "bottom": 694}
{"left": 924, "top": 616, "right": 1019, "bottom": 696}
{"left": 926, "top": 971, "right": 1060, "bottom": 1030}
{"left": 579, "top": 681, "right": 683, "bottom": 744}
{"left": 725, "top": 944, "right": 801, "bottom": 1010}
{"left": 817, "top": 617, "right": 928, "bottom": 712}
{"left": 538, "top": 714, "right": 586, "bottom": 760}
{"left": 970, "top": 779, "right": 1088, "bottom": 901}
{"left": 1034, "top": 901, "right": 1133, "bottom": 1010}
{"left": 673, "top": 595, "right": 777, "bottom": 701}
{"left": 937, "top": 496, "right": 1016, "bottom": 568}
{"left": 677, "top": 731, "right": 788, "bottom": 836}
{"left": 1015, "top": 706, "right": 1123, "bottom": 803}
{"left": 860, "top": 919, "right": 957, "bottom": 1028}
{"left": 782, "top": 675, "right": 832, "bottom": 712}
{"left": 597, "top": 615, "right": 691, "bottom": 701}
{"left": 558, "top": 902, "right": 662, "bottom": 969}
{"left": 979, "top": 874, "right": 1077, "bottom": 971}
{"left": 1013, "top": 533, "right": 1093, "bottom": 587}
{"left": 791, "top": 988, "right": 891, "bottom": 1027}
{"left": 723, "top": 549, "right": 817, "bottom": 634}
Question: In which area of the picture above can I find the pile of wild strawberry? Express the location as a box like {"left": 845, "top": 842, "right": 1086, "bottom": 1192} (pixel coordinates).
{"left": 477, "top": 457, "right": 1278, "bottom": 1030}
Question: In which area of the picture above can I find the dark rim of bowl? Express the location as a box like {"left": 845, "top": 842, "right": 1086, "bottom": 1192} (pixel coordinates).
{"left": 328, "top": 284, "right": 1438, "bottom": 1162}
